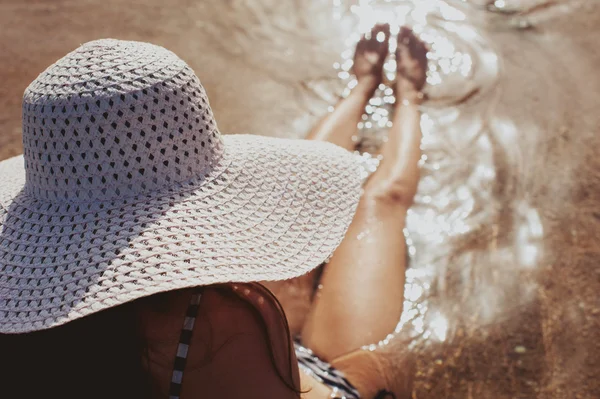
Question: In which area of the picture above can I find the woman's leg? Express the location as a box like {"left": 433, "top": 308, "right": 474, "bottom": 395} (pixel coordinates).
{"left": 302, "top": 27, "right": 428, "bottom": 362}
{"left": 305, "top": 23, "right": 390, "bottom": 147}
{"left": 263, "top": 24, "right": 391, "bottom": 337}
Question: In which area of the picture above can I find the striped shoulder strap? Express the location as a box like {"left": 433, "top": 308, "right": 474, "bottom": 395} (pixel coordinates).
{"left": 169, "top": 292, "right": 202, "bottom": 399}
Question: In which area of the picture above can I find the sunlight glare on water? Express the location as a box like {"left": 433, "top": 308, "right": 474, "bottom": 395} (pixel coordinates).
{"left": 327, "top": 0, "right": 544, "bottom": 349}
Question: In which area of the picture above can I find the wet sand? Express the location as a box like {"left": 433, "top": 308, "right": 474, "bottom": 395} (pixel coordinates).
{"left": 1, "top": 0, "right": 600, "bottom": 398}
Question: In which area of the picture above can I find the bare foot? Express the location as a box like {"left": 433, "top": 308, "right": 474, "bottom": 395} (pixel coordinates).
{"left": 395, "top": 26, "right": 428, "bottom": 102}
{"left": 352, "top": 23, "right": 391, "bottom": 95}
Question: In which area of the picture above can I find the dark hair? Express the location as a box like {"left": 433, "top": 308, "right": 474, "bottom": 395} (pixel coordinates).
{"left": 0, "top": 299, "right": 149, "bottom": 399}
{"left": 0, "top": 285, "right": 301, "bottom": 399}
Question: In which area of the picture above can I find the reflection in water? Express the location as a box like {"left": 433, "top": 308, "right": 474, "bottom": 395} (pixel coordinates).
{"left": 452, "top": 0, "right": 581, "bottom": 30}
{"left": 460, "top": 0, "right": 562, "bottom": 14}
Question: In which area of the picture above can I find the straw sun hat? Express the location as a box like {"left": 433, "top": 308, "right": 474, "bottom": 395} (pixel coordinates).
{"left": 0, "top": 39, "right": 362, "bottom": 333}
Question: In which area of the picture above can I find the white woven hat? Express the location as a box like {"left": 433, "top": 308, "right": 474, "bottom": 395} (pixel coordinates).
{"left": 0, "top": 39, "right": 362, "bottom": 333}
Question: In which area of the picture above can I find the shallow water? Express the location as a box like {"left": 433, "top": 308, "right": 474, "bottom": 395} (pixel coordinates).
{"left": 1, "top": 0, "right": 600, "bottom": 397}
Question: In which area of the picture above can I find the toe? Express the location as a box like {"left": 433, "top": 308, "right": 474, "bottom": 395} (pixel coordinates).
{"left": 373, "top": 23, "right": 391, "bottom": 42}
{"left": 356, "top": 34, "right": 367, "bottom": 52}
{"left": 369, "top": 23, "right": 390, "bottom": 54}
{"left": 398, "top": 26, "right": 412, "bottom": 45}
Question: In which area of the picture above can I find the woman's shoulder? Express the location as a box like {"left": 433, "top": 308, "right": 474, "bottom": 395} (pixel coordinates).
{"left": 198, "top": 283, "right": 291, "bottom": 340}
{"left": 185, "top": 283, "right": 302, "bottom": 398}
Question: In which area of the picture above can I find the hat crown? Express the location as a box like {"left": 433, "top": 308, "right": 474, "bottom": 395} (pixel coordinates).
{"left": 21, "top": 39, "right": 223, "bottom": 202}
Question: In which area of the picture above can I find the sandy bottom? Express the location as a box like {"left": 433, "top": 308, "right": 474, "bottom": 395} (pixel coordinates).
{"left": 1, "top": 0, "right": 599, "bottom": 397}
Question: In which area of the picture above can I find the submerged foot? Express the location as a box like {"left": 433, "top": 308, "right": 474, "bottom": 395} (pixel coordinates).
{"left": 353, "top": 23, "right": 391, "bottom": 95}
{"left": 395, "top": 26, "right": 428, "bottom": 103}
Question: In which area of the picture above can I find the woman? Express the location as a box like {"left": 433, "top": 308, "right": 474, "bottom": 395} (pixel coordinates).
{"left": 0, "top": 24, "right": 427, "bottom": 399}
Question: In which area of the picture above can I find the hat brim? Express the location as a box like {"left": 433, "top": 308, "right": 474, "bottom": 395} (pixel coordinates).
{"left": 0, "top": 134, "right": 362, "bottom": 333}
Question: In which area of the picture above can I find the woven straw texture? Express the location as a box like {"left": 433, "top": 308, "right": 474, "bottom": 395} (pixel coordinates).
{"left": 0, "top": 39, "right": 362, "bottom": 333}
